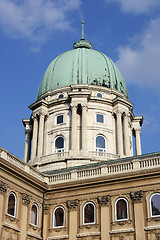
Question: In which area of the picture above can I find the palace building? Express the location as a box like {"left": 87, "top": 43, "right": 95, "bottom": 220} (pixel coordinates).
{"left": 0, "top": 22, "right": 160, "bottom": 240}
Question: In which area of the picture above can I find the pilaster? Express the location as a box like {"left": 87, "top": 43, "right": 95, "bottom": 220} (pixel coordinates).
{"left": 130, "top": 190, "right": 145, "bottom": 240}
{"left": 0, "top": 181, "right": 7, "bottom": 238}
{"left": 20, "top": 193, "right": 30, "bottom": 240}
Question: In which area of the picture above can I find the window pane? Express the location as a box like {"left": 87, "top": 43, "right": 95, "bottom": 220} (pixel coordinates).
{"left": 84, "top": 203, "right": 95, "bottom": 223}
{"left": 31, "top": 205, "right": 38, "bottom": 225}
{"left": 97, "top": 93, "right": 102, "bottom": 97}
{"left": 151, "top": 194, "right": 160, "bottom": 216}
{"left": 116, "top": 199, "right": 127, "bottom": 220}
{"left": 96, "top": 136, "right": 105, "bottom": 148}
{"left": 57, "top": 115, "right": 63, "bottom": 124}
{"left": 7, "top": 193, "right": 15, "bottom": 216}
{"left": 55, "top": 137, "right": 64, "bottom": 149}
{"left": 54, "top": 207, "right": 64, "bottom": 227}
{"left": 58, "top": 94, "right": 64, "bottom": 99}
{"left": 96, "top": 114, "right": 104, "bottom": 123}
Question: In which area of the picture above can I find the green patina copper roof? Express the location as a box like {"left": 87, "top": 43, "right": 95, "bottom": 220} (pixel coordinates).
{"left": 37, "top": 22, "right": 128, "bottom": 99}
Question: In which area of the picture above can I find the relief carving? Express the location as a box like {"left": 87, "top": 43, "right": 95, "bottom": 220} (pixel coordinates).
{"left": 22, "top": 193, "right": 31, "bottom": 205}
{"left": 97, "top": 195, "right": 110, "bottom": 206}
{"left": 0, "top": 180, "right": 7, "bottom": 194}
{"left": 130, "top": 190, "right": 143, "bottom": 203}
{"left": 66, "top": 199, "right": 79, "bottom": 210}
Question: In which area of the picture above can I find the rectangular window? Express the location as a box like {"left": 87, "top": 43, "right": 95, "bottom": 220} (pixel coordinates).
{"left": 96, "top": 114, "right": 104, "bottom": 123}
{"left": 57, "top": 115, "right": 64, "bottom": 124}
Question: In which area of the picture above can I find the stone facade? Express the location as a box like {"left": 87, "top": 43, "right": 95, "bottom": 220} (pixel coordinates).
{"left": 1, "top": 147, "right": 160, "bottom": 240}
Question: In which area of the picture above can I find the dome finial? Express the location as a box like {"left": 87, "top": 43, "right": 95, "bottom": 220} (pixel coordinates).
{"left": 81, "top": 20, "right": 84, "bottom": 40}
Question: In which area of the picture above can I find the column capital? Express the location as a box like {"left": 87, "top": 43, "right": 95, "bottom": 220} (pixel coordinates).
{"left": 97, "top": 195, "right": 110, "bottom": 206}
{"left": 130, "top": 190, "right": 143, "bottom": 203}
{"left": 0, "top": 181, "right": 7, "bottom": 194}
{"left": 70, "top": 103, "right": 78, "bottom": 109}
{"left": 81, "top": 103, "right": 88, "bottom": 109}
{"left": 22, "top": 193, "right": 31, "bottom": 205}
{"left": 66, "top": 199, "right": 79, "bottom": 210}
{"left": 31, "top": 113, "right": 38, "bottom": 120}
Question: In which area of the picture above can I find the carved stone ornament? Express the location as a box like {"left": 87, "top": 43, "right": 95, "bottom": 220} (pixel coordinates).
{"left": 97, "top": 195, "right": 110, "bottom": 206}
{"left": 43, "top": 204, "right": 49, "bottom": 214}
{"left": 0, "top": 181, "right": 7, "bottom": 194}
{"left": 66, "top": 199, "right": 79, "bottom": 210}
{"left": 130, "top": 190, "right": 143, "bottom": 203}
{"left": 22, "top": 193, "right": 31, "bottom": 205}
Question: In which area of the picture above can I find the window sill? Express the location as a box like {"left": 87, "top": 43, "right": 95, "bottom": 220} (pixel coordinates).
{"left": 5, "top": 214, "right": 19, "bottom": 223}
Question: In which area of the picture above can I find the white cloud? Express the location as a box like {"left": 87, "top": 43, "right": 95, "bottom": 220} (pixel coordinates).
{"left": 116, "top": 17, "right": 160, "bottom": 91}
{"left": 0, "top": 0, "right": 81, "bottom": 44}
{"left": 106, "top": 0, "right": 160, "bottom": 14}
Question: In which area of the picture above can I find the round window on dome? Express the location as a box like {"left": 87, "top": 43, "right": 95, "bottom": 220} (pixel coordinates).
{"left": 97, "top": 92, "right": 102, "bottom": 98}
{"left": 58, "top": 93, "right": 64, "bottom": 99}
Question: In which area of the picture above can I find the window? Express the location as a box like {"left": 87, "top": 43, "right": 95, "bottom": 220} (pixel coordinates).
{"left": 55, "top": 136, "right": 64, "bottom": 152}
{"left": 7, "top": 192, "right": 17, "bottom": 217}
{"left": 97, "top": 92, "right": 102, "bottom": 98}
{"left": 96, "top": 135, "right": 106, "bottom": 152}
{"left": 150, "top": 193, "right": 160, "bottom": 217}
{"left": 96, "top": 114, "right": 104, "bottom": 123}
{"left": 56, "top": 115, "right": 64, "bottom": 124}
{"left": 83, "top": 202, "right": 96, "bottom": 224}
{"left": 30, "top": 203, "right": 38, "bottom": 226}
{"left": 115, "top": 198, "right": 129, "bottom": 221}
{"left": 58, "top": 93, "right": 64, "bottom": 99}
{"left": 53, "top": 206, "right": 65, "bottom": 228}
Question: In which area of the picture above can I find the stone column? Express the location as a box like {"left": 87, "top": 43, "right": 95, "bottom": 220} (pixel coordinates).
{"left": 24, "top": 129, "right": 32, "bottom": 162}
{"left": 43, "top": 115, "right": 48, "bottom": 156}
{"left": 31, "top": 115, "right": 38, "bottom": 160}
{"left": 20, "top": 193, "right": 30, "bottom": 240}
{"left": 123, "top": 113, "right": 130, "bottom": 157}
{"left": 37, "top": 113, "right": 45, "bottom": 157}
{"left": 81, "top": 103, "right": 87, "bottom": 151}
{"left": 71, "top": 104, "right": 78, "bottom": 152}
{"left": 98, "top": 196, "right": 110, "bottom": 240}
{"left": 0, "top": 181, "right": 7, "bottom": 238}
{"left": 116, "top": 111, "right": 123, "bottom": 156}
{"left": 135, "top": 128, "right": 142, "bottom": 155}
{"left": 130, "top": 191, "right": 145, "bottom": 240}
{"left": 66, "top": 199, "right": 79, "bottom": 240}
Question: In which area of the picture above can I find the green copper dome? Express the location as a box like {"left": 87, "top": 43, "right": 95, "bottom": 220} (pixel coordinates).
{"left": 37, "top": 24, "right": 128, "bottom": 99}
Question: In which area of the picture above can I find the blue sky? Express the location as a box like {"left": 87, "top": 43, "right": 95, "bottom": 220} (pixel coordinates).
{"left": 0, "top": 0, "right": 160, "bottom": 159}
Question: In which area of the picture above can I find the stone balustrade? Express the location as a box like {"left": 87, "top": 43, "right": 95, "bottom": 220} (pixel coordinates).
{"left": 1, "top": 147, "right": 160, "bottom": 186}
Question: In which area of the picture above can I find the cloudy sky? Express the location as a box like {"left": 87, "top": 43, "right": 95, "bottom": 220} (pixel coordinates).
{"left": 0, "top": 0, "right": 160, "bottom": 159}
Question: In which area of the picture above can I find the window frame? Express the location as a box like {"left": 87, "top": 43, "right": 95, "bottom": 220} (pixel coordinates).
{"left": 82, "top": 201, "right": 96, "bottom": 225}
{"left": 30, "top": 203, "right": 39, "bottom": 227}
{"left": 55, "top": 135, "right": 65, "bottom": 153}
{"left": 95, "top": 135, "right": 106, "bottom": 153}
{"left": 7, "top": 192, "right": 17, "bottom": 218}
{"left": 56, "top": 114, "right": 64, "bottom": 125}
{"left": 53, "top": 206, "right": 65, "bottom": 228}
{"left": 96, "top": 113, "right": 104, "bottom": 123}
{"left": 150, "top": 193, "right": 160, "bottom": 218}
{"left": 115, "top": 197, "right": 129, "bottom": 221}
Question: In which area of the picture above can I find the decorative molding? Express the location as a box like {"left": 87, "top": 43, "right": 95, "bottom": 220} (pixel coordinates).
{"left": 0, "top": 181, "right": 7, "bottom": 194}
{"left": 22, "top": 193, "right": 31, "bottom": 205}
{"left": 97, "top": 195, "right": 110, "bottom": 206}
{"left": 66, "top": 199, "right": 79, "bottom": 210}
{"left": 77, "top": 232, "right": 100, "bottom": 238}
{"left": 43, "top": 204, "right": 49, "bottom": 214}
{"left": 130, "top": 190, "right": 143, "bottom": 203}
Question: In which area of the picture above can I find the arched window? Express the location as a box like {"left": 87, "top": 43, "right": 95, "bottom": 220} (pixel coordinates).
{"left": 150, "top": 193, "right": 160, "bottom": 217}
{"left": 83, "top": 202, "right": 96, "bottom": 224}
{"left": 58, "top": 93, "right": 64, "bottom": 99}
{"left": 55, "top": 136, "right": 64, "bottom": 152}
{"left": 115, "top": 198, "right": 129, "bottom": 221}
{"left": 53, "top": 206, "right": 65, "bottom": 228}
{"left": 7, "top": 192, "right": 17, "bottom": 217}
{"left": 30, "top": 203, "right": 38, "bottom": 226}
{"left": 96, "top": 135, "right": 106, "bottom": 153}
{"left": 97, "top": 92, "right": 102, "bottom": 98}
